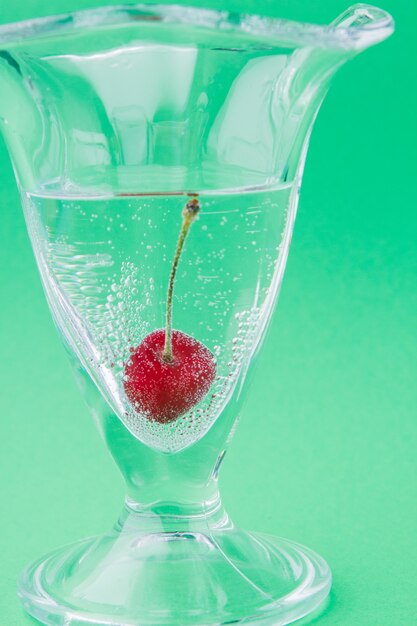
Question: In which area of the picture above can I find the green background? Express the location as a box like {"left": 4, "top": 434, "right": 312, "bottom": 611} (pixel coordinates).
{"left": 0, "top": 1, "right": 416, "bottom": 624}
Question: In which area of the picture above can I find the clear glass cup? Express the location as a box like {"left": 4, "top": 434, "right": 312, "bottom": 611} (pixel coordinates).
{"left": 0, "top": 4, "right": 393, "bottom": 625}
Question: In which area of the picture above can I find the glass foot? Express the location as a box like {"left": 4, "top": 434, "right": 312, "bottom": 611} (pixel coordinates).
{"left": 18, "top": 507, "right": 331, "bottom": 626}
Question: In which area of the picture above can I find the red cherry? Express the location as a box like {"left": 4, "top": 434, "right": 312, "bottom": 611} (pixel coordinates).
{"left": 123, "top": 329, "right": 216, "bottom": 424}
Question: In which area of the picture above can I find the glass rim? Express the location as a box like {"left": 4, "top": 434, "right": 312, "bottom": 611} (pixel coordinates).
{"left": 0, "top": 2, "right": 394, "bottom": 50}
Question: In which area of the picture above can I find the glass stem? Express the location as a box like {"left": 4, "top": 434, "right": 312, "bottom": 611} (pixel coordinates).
{"left": 162, "top": 197, "right": 200, "bottom": 362}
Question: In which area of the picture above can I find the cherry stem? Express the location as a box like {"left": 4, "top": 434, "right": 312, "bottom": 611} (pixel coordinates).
{"left": 162, "top": 196, "right": 200, "bottom": 362}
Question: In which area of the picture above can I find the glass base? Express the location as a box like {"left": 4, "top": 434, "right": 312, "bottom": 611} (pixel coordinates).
{"left": 18, "top": 504, "right": 331, "bottom": 626}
